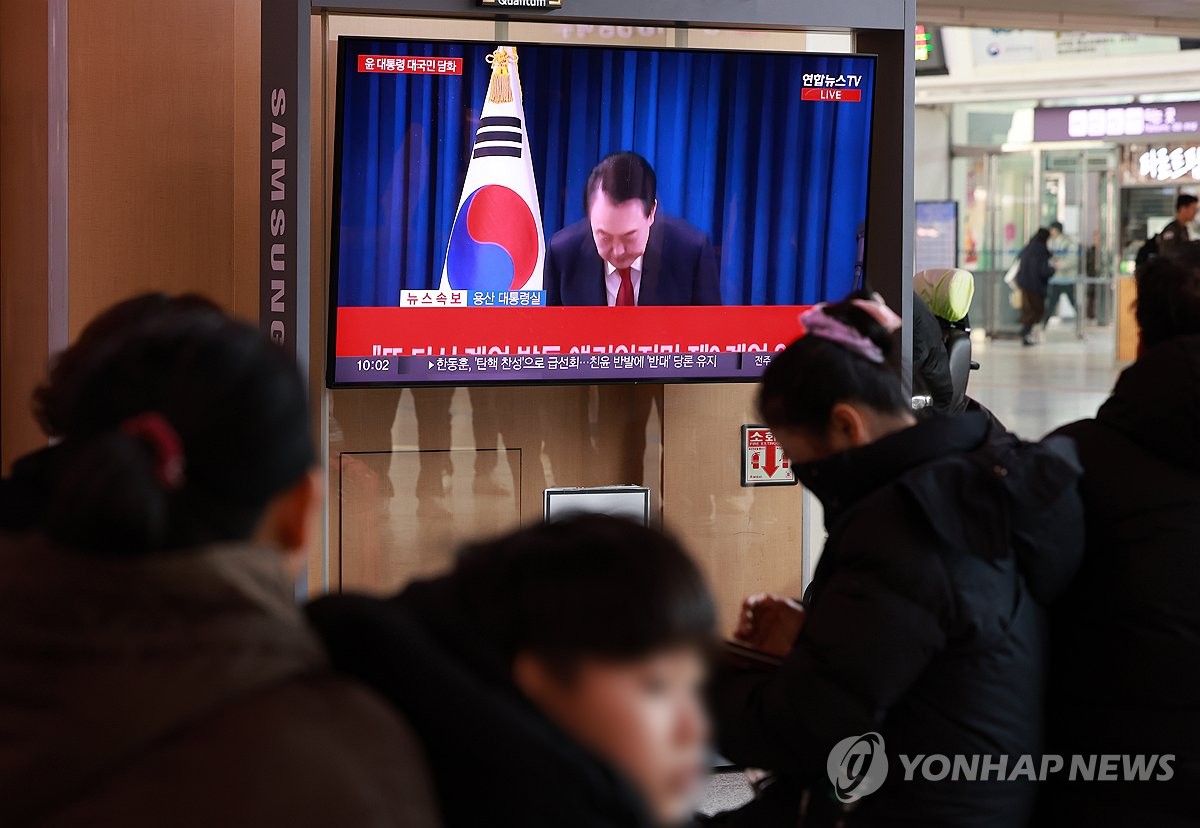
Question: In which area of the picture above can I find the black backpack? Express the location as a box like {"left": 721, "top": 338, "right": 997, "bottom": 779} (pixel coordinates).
{"left": 1135, "top": 234, "right": 1160, "bottom": 270}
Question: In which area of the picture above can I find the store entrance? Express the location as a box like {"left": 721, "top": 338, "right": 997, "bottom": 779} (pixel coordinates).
{"left": 1038, "top": 148, "right": 1119, "bottom": 339}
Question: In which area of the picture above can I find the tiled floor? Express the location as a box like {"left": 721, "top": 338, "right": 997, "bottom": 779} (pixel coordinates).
{"left": 967, "top": 322, "right": 1124, "bottom": 440}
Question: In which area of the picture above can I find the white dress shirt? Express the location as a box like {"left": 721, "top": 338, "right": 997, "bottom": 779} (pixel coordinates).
{"left": 604, "top": 257, "right": 644, "bottom": 306}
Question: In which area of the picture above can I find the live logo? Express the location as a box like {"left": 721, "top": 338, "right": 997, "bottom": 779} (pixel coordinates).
{"left": 801, "top": 88, "right": 862, "bottom": 103}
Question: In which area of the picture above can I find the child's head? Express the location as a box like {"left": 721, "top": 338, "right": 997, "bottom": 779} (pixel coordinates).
{"left": 456, "top": 516, "right": 715, "bottom": 826}
{"left": 23, "top": 293, "right": 316, "bottom": 569}
{"left": 759, "top": 295, "right": 913, "bottom": 466}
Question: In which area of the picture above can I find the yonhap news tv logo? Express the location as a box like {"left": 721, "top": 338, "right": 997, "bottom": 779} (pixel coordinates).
{"left": 826, "top": 733, "right": 1175, "bottom": 803}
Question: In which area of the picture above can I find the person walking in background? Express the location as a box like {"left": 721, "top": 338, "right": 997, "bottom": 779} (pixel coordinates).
{"left": 1046, "top": 221, "right": 1079, "bottom": 323}
{"left": 1016, "top": 228, "right": 1056, "bottom": 346}
{"left": 0, "top": 294, "right": 439, "bottom": 828}
{"left": 705, "top": 296, "right": 1084, "bottom": 827}
{"left": 1040, "top": 253, "right": 1200, "bottom": 827}
{"left": 309, "top": 516, "right": 716, "bottom": 828}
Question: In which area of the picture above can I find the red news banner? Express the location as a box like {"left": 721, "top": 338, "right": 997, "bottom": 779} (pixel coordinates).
{"left": 336, "top": 306, "right": 810, "bottom": 358}
{"left": 358, "top": 55, "right": 464, "bottom": 75}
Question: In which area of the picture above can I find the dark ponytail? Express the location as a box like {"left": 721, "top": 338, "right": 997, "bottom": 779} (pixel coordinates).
{"left": 43, "top": 431, "right": 173, "bottom": 557}
{"left": 6, "top": 293, "right": 315, "bottom": 557}
{"left": 759, "top": 295, "right": 909, "bottom": 431}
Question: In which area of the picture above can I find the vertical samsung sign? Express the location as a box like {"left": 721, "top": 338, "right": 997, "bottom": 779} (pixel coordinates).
{"left": 261, "top": 0, "right": 298, "bottom": 355}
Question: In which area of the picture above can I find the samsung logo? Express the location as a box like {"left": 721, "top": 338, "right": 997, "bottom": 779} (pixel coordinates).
{"left": 268, "top": 86, "right": 287, "bottom": 344}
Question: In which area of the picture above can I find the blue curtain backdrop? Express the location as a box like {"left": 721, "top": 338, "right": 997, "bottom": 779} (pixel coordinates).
{"left": 334, "top": 39, "right": 875, "bottom": 307}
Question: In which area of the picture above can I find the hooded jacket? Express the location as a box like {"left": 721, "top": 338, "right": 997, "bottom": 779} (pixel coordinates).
{"left": 1042, "top": 335, "right": 1200, "bottom": 826}
{"left": 708, "top": 413, "right": 1084, "bottom": 827}
{"left": 0, "top": 537, "right": 439, "bottom": 828}
{"left": 307, "top": 575, "right": 660, "bottom": 828}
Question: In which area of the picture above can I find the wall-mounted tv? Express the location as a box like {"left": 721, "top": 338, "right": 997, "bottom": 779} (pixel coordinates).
{"left": 327, "top": 36, "right": 877, "bottom": 386}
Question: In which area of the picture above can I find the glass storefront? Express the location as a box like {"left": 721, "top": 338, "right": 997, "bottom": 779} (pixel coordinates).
{"left": 944, "top": 99, "right": 1200, "bottom": 338}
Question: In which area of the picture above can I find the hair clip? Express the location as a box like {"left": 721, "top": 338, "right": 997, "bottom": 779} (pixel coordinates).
{"left": 799, "top": 304, "right": 886, "bottom": 364}
{"left": 120, "top": 411, "right": 186, "bottom": 490}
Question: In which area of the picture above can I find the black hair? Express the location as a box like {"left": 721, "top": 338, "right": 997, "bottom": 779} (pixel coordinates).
{"left": 1032, "top": 227, "right": 1051, "bottom": 245}
{"left": 1135, "top": 253, "right": 1200, "bottom": 349}
{"left": 1177, "top": 194, "right": 1199, "bottom": 212}
{"left": 454, "top": 515, "right": 715, "bottom": 670}
{"left": 585, "top": 152, "right": 656, "bottom": 217}
{"left": 1050, "top": 221, "right": 1064, "bottom": 233}
{"left": 759, "top": 296, "right": 909, "bottom": 432}
{"left": 8, "top": 293, "right": 314, "bottom": 557}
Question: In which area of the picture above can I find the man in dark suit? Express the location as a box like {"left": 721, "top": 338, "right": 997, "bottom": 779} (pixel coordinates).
{"left": 545, "top": 152, "right": 721, "bottom": 306}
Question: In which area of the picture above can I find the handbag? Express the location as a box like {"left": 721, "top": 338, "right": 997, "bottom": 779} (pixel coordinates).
{"left": 1004, "top": 259, "right": 1022, "bottom": 309}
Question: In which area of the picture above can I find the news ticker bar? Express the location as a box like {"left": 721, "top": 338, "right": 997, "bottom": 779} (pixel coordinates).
{"left": 333, "top": 352, "right": 779, "bottom": 384}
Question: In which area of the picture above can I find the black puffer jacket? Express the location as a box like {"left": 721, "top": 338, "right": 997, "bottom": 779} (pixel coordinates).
{"left": 708, "top": 413, "right": 1084, "bottom": 827}
{"left": 912, "top": 292, "right": 955, "bottom": 415}
{"left": 1042, "top": 335, "right": 1200, "bottom": 827}
{"left": 308, "top": 576, "right": 659, "bottom": 828}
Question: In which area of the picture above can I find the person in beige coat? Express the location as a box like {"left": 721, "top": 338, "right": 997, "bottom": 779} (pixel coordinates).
{"left": 0, "top": 294, "right": 439, "bottom": 828}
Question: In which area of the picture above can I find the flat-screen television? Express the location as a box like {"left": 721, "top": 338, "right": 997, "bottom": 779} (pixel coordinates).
{"left": 327, "top": 36, "right": 877, "bottom": 386}
{"left": 915, "top": 200, "right": 959, "bottom": 272}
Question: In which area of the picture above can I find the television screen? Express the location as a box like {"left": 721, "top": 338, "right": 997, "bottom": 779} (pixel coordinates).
{"left": 915, "top": 201, "right": 958, "bottom": 272}
{"left": 328, "top": 37, "right": 877, "bottom": 386}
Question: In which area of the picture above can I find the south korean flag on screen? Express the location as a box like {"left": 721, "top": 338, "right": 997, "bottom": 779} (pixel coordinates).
{"left": 439, "top": 46, "right": 545, "bottom": 295}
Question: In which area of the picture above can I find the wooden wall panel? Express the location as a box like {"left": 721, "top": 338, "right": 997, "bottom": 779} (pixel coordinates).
{"left": 231, "top": 0, "right": 261, "bottom": 320}
{"left": 663, "top": 383, "right": 805, "bottom": 636}
{"left": 66, "top": 0, "right": 256, "bottom": 334}
{"left": 0, "top": 0, "right": 51, "bottom": 470}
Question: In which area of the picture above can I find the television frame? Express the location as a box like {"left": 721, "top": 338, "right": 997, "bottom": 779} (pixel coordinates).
{"left": 324, "top": 34, "right": 879, "bottom": 389}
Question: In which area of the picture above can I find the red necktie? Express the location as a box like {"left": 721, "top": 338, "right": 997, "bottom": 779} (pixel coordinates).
{"left": 615, "top": 267, "right": 635, "bottom": 307}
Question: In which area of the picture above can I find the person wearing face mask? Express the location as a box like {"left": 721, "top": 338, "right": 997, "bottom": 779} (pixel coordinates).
{"left": 308, "top": 515, "right": 716, "bottom": 828}
{"left": 545, "top": 152, "right": 722, "bottom": 307}
{"left": 704, "top": 296, "right": 1085, "bottom": 827}
{"left": 0, "top": 295, "right": 439, "bottom": 827}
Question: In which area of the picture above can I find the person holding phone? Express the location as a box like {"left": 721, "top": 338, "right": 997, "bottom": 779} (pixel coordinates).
{"left": 704, "top": 295, "right": 1085, "bottom": 827}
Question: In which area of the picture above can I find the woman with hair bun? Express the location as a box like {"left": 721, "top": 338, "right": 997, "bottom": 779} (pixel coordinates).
{"left": 705, "top": 295, "right": 1085, "bottom": 828}
{"left": 0, "top": 294, "right": 439, "bottom": 827}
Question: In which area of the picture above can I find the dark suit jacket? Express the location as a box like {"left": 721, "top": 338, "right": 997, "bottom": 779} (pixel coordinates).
{"left": 545, "top": 215, "right": 721, "bottom": 306}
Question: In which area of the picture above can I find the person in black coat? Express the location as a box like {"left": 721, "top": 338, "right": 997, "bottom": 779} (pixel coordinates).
{"left": 705, "top": 296, "right": 1085, "bottom": 827}
{"left": 545, "top": 152, "right": 721, "bottom": 307}
{"left": 1039, "top": 255, "right": 1200, "bottom": 827}
{"left": 1015, "top": 228, "right": 1056, "bottom": 345}
{"left": 911, "top": 291, "right": 955, "bottom": 414}
{"left": 309, "top": 516, "right": 717, "bottom": 828}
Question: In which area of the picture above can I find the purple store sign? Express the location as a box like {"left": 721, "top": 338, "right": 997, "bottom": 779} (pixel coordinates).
{"left": 1034, "top": 103, "right": 1200, "bottom": 143}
